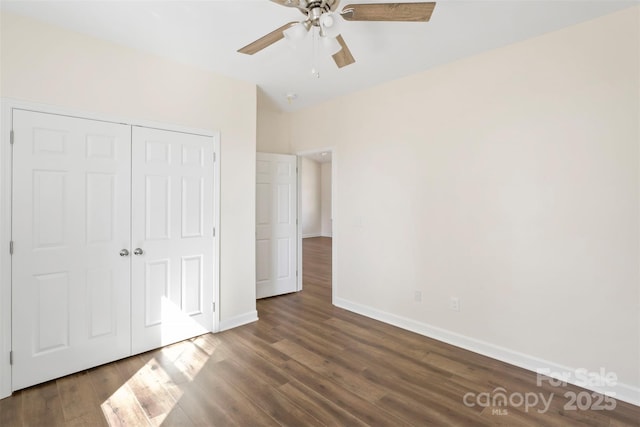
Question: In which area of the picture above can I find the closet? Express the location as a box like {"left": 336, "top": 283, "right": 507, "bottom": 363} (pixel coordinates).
{"left": 10, "top": 109, "right": 217, "bottom": 390}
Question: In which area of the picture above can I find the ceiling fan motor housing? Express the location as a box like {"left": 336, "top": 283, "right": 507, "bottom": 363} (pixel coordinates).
{"left": 306, "top": 0, "right": 339, "bottom": 26}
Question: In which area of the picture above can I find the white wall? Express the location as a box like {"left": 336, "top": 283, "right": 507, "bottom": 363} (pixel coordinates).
{"left": 301, "top": 157, "right": 321, "bottom": 237}
{"left": 288, "top": 7, "right": 640, "bottom": 401}
{"left": 321, "top": 162, "right": 332, "bottom": 237}
{"left": 0, "top": 11, "right": 258, "bottom": 396}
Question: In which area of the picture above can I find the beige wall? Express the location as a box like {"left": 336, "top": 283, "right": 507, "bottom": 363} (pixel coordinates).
{"left": 288, "top": 6, "right": 640, "bottom": 393}
{"left": 320, "top": 162, "right": 332, "bottom": 237}
{"left": 301, "top": 157, "right": 322, "bottom": 237}
{"left": 0, "top": 12, "right": 257, "bottom": 324}
{"left": 257, "top": 89, "right": 291, "bottom": 154}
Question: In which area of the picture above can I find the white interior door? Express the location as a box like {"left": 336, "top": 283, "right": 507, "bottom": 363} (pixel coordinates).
{"left": 256, "top": 152, "right": 298, "bottom": 298}
{"left": 12, "top": 110, "right": 132, "bottom": 390}
{"left": 131, "top": 127, "right": 215, "bottom": 354}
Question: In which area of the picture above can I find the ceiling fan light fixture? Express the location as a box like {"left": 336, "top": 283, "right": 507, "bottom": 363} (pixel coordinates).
{"left": 319, "top": 12, "right": 341, "bottom": 38}
{"left": 320, "top": 13, "right": 334, "bottom": 28}
{"left": 283, "top": 21, "right": 309, "bottom": 42}
{"left": 321, "top": 35, "right": 342, "bottom": 55}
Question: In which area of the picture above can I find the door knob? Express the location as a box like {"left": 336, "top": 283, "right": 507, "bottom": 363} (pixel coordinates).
{"left": 133, "top": 248, "right": 144, "bottom": 256}
{"left": 119, "top": 249, "right": 129, "bottom": 257}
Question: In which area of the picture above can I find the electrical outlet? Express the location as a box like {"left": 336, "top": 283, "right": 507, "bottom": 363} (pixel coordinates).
{"left": 414, "top": 290, "right": 422, "bottom": 302}
{"left": 449, "top": 297, "right": 460, "bottom": 311}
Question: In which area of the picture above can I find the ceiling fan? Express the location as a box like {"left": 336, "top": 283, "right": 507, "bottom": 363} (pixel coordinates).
{"left": 237, "top": 1, "right": 436, "bottom": 69}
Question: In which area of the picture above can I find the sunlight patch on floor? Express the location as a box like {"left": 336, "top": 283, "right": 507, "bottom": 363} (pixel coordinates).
{"left": 99, "top": 334, "right": 219, "bottom": 426}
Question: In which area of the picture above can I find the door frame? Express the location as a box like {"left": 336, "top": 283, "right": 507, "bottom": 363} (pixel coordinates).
{"left": 295, "top": 148, "right": 337, "bottom": 303}
{"left": 0, "top": 98, "right": 221, "bottom": 399}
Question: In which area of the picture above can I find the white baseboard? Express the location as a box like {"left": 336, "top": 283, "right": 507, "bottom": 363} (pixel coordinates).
{"left": 334, "top": 297, "right": 640, "bottom": 407}
{"left": 219, "top": 310, "right": 258, "bottom": 331}
{"left": 320, "top": 232, "right": 332, "bottom": 238}
{"left": 303, "top": 233, "right": 321, "bottom": 238}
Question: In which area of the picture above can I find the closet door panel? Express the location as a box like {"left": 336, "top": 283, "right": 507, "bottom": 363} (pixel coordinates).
{"left": 131, "top": 127, "right": 214, "bottom": 354}
{"left": 11, "top": 110, "right": 132, "bottom": 390}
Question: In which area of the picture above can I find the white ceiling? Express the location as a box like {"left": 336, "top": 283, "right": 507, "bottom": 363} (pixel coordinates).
{"left": 1, "top": 0, "right": 635, "bottom": 112}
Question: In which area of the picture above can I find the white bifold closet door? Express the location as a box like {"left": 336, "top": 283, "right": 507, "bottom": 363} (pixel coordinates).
{"left": 11, "top": 111, "right": 215, "bottom": 391}
{"left": 130, "top": 126, "right": 214, "bottom": 355}
{"left": 12, "top": 110, "right": 132, "bottom": 390}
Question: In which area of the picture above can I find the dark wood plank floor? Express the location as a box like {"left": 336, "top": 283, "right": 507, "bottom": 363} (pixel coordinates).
{"left": 1, "top": 237, "right": 638, "bottom": 426}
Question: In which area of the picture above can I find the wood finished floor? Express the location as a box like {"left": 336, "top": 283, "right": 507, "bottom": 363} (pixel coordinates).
{"left": 1, "top": 237, "right": 639, "bottom": 426}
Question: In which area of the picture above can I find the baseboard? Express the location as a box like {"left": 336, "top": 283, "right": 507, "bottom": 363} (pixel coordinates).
{"left": 320, "top": 232, "right": 332, "bottom": 238}
{"left": 219, "top": 310, "right": 258, "bottom": 331}
{"left": 303, "top": 233, "right": 321, "bottom": 238}
{"left": 333, "top": 297, "right": 640, "bottom": 407}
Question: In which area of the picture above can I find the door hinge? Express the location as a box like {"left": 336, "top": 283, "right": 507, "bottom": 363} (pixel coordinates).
{"left": 213, "top": 152, "right": 216, "bottom": 162}
{"left": 9, "top": 351, "right": 12, "bottom": 365}
{"left": 9, "top": 241, "right": 13, "bottom": 255}
{"left": 10, "top": 130, "right": 14, "bottom": 145}
{"left": 212, "top": 302, "right": 215, "bottom": 312}
{"left": 213, "top": 227, "right": 216, "bottom": 237}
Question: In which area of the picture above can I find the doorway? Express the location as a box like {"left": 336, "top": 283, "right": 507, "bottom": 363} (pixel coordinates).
{"left": 297, "top": 149, "right": 334, "bottom": 302}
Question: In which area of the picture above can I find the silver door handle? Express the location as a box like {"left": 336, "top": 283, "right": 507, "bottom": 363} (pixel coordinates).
{"left": 133, "top": 248, "right": 144, "bottom": 256}
{"left": 119, "top": 249, "right": 129, "bottom": 257}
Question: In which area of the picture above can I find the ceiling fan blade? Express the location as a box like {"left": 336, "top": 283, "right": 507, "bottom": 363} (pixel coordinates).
{"left": 237, "top": 22, "right": 298, "bottom": 55}
{"left": 332, "top": 34, "right": 355, "bottom": 68}
{"left": 341, "top": 2, "right": 436, "bottom": 22}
